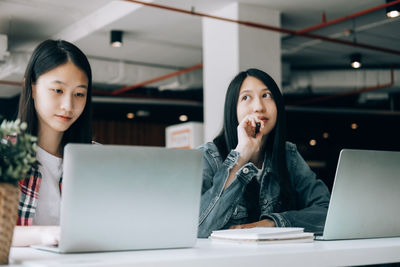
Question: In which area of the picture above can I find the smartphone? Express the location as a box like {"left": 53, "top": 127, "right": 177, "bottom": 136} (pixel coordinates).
{"left": 254, "top": 122, "right": 261, "bottom": 138}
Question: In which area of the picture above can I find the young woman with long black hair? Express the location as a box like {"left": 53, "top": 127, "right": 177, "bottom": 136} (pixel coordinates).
{"left": 198, "top": 68, "right": 330, "bottom": 238}
{"left": 16, "top": 39, "right": 92, "bottom": 227}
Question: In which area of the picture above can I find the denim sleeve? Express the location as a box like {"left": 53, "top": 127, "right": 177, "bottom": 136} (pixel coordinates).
{"left": 265, "top": 145, "right": 330, "bottom": 235}
{"left": 197, "top": 145, "right": 257, "bottom": 238}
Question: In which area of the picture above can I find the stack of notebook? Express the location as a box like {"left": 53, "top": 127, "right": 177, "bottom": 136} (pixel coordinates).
{"left": 209, "top": 227, "right": 314, "bottom": 244}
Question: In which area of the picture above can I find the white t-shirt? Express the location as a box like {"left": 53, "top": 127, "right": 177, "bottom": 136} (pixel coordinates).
{"left": 255, "top": 162, "right": 265, "bottom": 183}
{"left": 33, "top": 146, "right": 63, "bottom": 225}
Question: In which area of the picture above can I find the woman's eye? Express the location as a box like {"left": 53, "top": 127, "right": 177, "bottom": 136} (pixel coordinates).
{"left": 263, "top": 93, "right": 272, "bottom": 98}
{"left": 52, "top": 89, "right": 63, "bottom": 94}
{"left": 242, "top": 95, "right": 249, "bottom": 101}
{"left": 75, "top": 92, "right": 86, "bottom": 97}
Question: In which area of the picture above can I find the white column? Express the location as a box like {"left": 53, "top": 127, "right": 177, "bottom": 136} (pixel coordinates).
{"left": 202, "top": 3, "right": 281, "bottom": 142}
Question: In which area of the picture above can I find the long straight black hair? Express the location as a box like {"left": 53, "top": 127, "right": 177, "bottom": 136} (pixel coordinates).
{"left": 213, "top": 68, "right": 293, "bottom": 210}
{"left": 17, "top": 39, "right": 92, "bottom": 149}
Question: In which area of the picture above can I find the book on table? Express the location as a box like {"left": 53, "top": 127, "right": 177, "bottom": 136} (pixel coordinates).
{"left": 209, "top": 227, "right": 314, "bottom": 244}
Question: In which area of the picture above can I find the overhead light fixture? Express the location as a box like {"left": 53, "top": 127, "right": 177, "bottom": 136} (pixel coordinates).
{"left": 351, "top": 123, "right": 358, "bottom": 130}
{"left": 350, "top": 53, "right": 362, "bottom": 69}
{"left": 136, "top": 110, "right": 150, "bottom": 117}
{"left": 110, "top": 30, "right": 123, "bottom": 48}
{"left": 386, "top": 0, "right": 400, "bottom": 18}
{"left": 349, "top": 22, "right": 362, "bottom": 69}
{"left": 179, "top": 115, "right": 188, "bottom": 122}
{"left": 126, "top": 112, "right": 135, "bottom": 119}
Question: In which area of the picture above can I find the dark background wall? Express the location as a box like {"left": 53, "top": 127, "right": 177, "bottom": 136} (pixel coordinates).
{"left": 286, "top": 109, "right": 400, "bottom": 191}
{"left": 92, "top": 120, "right": 168, "bottom": 146}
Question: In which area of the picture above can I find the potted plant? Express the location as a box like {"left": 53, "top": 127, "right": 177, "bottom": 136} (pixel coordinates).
{"left": 0, "top": 117, "right": 37, "bottom": 264}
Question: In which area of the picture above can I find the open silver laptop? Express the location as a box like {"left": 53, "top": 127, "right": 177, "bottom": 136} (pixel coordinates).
{"left": 316, "top": 149, "right": 400, "bottom": 240}
{"left": 33, "top": 144, "right": 203, "bottom": 253}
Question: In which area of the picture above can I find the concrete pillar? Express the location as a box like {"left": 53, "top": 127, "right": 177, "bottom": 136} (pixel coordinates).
{"left": 202, "top": 3, "right": 281, "bottom": 142}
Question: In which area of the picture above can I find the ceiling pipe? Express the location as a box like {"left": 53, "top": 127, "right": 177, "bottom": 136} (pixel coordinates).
{"left": 297, "top": 0, "right": 400, "bottom": 34}
{"left": 0, "top": 80, "right": 123, "bottom": 97}
{"left": 0, "top": 61, "right": 203, "bottom": 96}
{"left": 0, "top": 80, "right": 22, "bottom": 86}
{"left": 321, "top": 12, "right": 327, "bottom": 23}
{"left": 123, "top": 0, "right": 400, "bottom": 56}
{"left": 290, "top": 68, "right": 395, "bottom": 106}
{"left": 285, "top": 105, "right": 400, "bottom": 116}
{"left": 283, "top": 18, "right": 396, "bottom": 56}
{"left": 111, "top": 63, "right": 203, "bottom": 95}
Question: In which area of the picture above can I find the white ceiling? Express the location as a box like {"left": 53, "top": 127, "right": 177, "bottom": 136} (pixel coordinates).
{"left": 1, "top": 0, "right": 400, "bottom": 97}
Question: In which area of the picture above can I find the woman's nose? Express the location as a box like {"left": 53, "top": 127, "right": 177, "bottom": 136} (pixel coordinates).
{"left": 60, "top": 95, "right": 73, "bottom": 111}
{"left": 253, "top": 97, "right": 265, "bottom": 112}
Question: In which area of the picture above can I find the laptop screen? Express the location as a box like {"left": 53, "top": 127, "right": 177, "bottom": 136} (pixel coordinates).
{"left": 320, "top": 149, "right": 400, "bottom": 240}
{"left": 57, "top": 144, "right": 203, "bottom": 253}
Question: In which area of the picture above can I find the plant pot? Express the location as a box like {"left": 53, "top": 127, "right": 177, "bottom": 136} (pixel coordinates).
{"left": 0, "top": 183, "right": 20, "bottom": 265}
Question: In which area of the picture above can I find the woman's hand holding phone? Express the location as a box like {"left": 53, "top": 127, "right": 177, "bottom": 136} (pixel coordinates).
{"left": 235, "top": 115, "right": 264, "bottom": 162}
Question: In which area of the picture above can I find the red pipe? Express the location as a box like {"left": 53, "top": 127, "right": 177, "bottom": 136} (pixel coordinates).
{"left": 321, "top": 12, "right": 327, "bottom": 23}
{"left": 297, "top": 0, "right": 400, "bottom": 34}
{"left": 0, "top": 80, "right": 22, "bottom": 86}
{"left": 111, "top": 63, "right": 203, "bottom": 95}
{"left": 240, "top": 21, "right": 400, "bottom": 55}
{"left": 123, "top": 0, "right": 400, "bottom": 56}
{"left": 290, "top": 68, "right": 395, "bottom": 106}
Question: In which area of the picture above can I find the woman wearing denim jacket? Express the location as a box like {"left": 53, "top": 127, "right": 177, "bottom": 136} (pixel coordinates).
{"left": 198, "top": 68, "right": 330, "bottom": 238}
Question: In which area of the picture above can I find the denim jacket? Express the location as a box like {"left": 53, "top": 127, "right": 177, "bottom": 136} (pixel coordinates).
{"left": 197, "top": 141, "right": 330, "bottom": 238}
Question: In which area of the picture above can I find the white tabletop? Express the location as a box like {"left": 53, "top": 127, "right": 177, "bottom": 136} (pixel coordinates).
{"left": 9, "top": 237, "right": 400, "bottom": 267}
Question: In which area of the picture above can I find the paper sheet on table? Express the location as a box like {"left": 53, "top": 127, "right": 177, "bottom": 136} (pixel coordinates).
{"left": 12, "top": 226, "right": 60, "bottom": 247}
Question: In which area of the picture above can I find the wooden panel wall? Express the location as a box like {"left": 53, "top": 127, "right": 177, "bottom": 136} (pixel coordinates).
{"left": 92, "top": 120, "right": 169, "bottom": 146}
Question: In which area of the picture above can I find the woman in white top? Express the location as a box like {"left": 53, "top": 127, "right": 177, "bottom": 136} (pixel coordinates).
{"left": 13, "top": 39, "right": 93, "bottom": 245}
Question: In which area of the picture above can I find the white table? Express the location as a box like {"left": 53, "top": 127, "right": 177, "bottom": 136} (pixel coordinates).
{"left": 9, "top": 237, "right": 400, "bottom": 267}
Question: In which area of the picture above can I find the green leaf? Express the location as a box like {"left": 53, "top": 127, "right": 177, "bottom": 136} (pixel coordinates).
{"left": 1, "top": 119, "right": 38, "bottom": 184}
